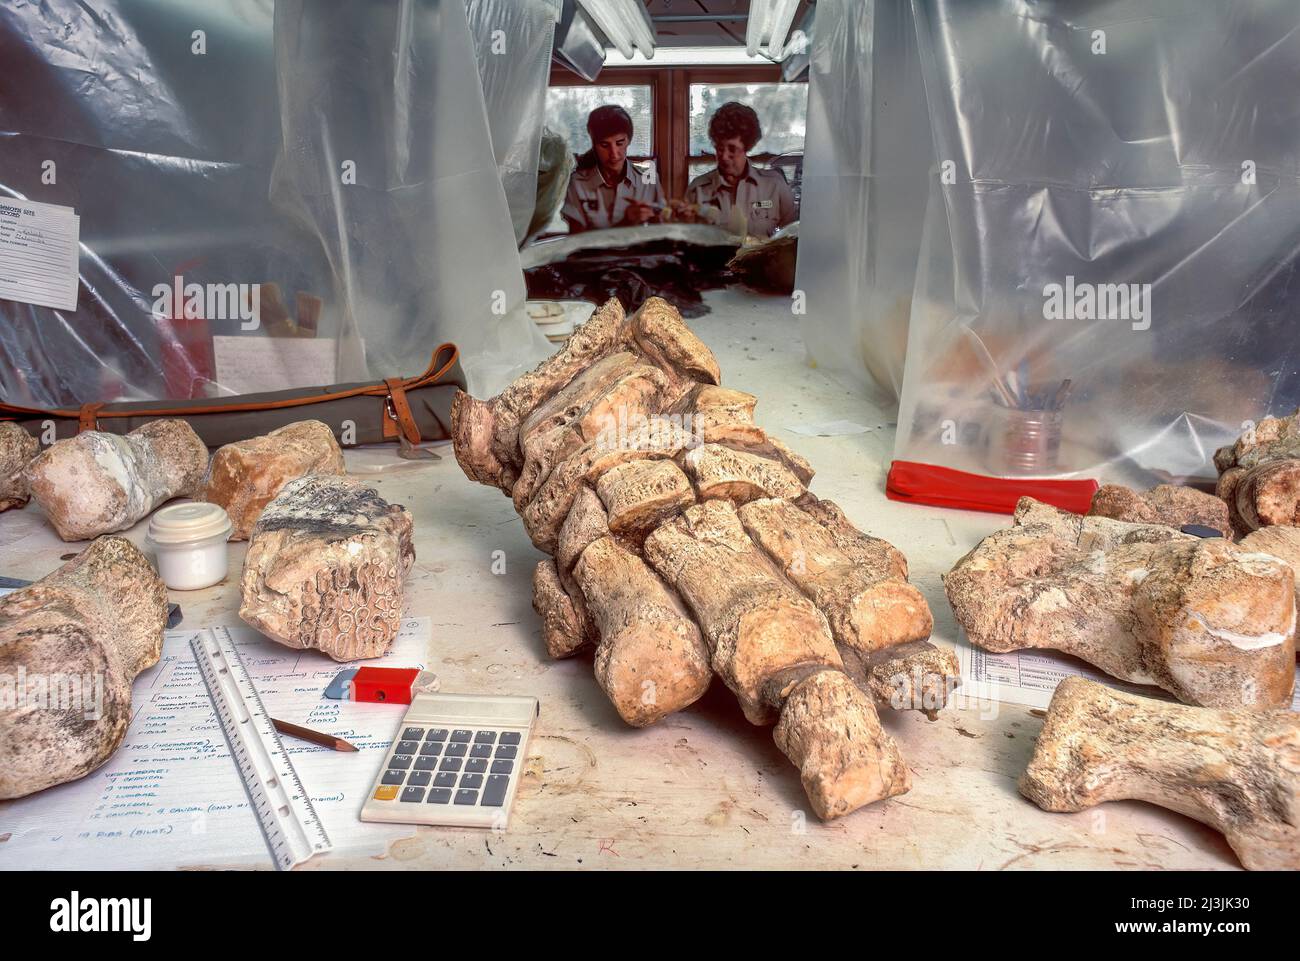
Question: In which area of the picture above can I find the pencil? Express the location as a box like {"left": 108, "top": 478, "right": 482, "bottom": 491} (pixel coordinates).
{"left": 271, "top": 717, "right": 358, "bottom": 752}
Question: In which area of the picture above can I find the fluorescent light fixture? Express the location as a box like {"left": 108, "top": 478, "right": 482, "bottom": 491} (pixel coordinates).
{"left": 576, "top": 0, "right": 656, "bottom": 60}
{"left": 602, "top": 44, "right": 777, "bottom": 67}
{"left": 746, "top": 0, "right": 800, "bottom": 59}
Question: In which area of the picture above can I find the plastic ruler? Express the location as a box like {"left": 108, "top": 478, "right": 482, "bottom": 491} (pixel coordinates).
{"left": 190, "top": 627, "right": 333, "bottom": 870}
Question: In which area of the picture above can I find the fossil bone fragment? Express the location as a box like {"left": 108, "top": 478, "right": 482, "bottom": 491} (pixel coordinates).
{"left": 0, "top": 536, "right": 167, "bottom": 799}
{"left": 0, "top": 422, "right": 39, "bottom": 512}
{"left": 1021, "top": 676, "right": 1300, "bottom": 871}
{"left": 1088, "top": 483, "right": 1231, "bottom": 538}
{"left": 24, "top": 420, "right": 209, "bottom": 541}
{"left": 946, "top": 498, "right": 1296, "bottom": 708}
{"left": 239, "top": 475, "right": 414, "bottom": 661}
{"left": 1215, "top": 408, "right": 1300, "bottom": 534}
{"left": 203, "top": 420, "right": 346, "bottom": 540}
{"left": 453, "top": 296, "right": 946, "bottom": 818}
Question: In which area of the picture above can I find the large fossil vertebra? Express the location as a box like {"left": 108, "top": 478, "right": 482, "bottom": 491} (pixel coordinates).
{"left": 946, "top": 497, "right": 1296, "bottom": 708}
{"left": 0, "top": 537, "right": 167, "bottom": 799}
{"left": 1021, "top": 676, "right": 1299, "bottom": 870}
{"left": 24, "top": 420, "right": 209, "bottom": 541}
{"left": 239, "top": 474, "right": 414, "bottom": 661}
{"left": 452, "top": 296, "right": 956, "bottom": 819}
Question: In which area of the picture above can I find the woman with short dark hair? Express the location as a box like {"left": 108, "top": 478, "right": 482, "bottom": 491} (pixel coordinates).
{"left": 561, "top": 104, "right": 665, "bottom": 232}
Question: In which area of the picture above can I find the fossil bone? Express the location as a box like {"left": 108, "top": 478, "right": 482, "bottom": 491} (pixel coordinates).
{"left": 239, "top": 474, "right": 414, "bottom": 661}
{"left": 1215, "top": 408, "right": 1300, "bottom": 534}
{"left": 1088, "top": 483, "right": 1231, "bottom": 538}
{"left": 0, "top": 536, "right": 167, "bottom": 799}
{"left": 0, "top": 422, "right": 39, "bottom": 512}
{"left": 946, "top": 497, "right": 1296, "bottom": 708}
{"left": 24, "top": 420, "right": 209, "bottom": 541}
{"left": 1021, "top": 676, "right": 1300, "bottom": 871}
{"left": 452, "top": 296, "right": 946, "bottom": 818}
{"left": 203, "top": 419, "right": 346, "bottom": 540}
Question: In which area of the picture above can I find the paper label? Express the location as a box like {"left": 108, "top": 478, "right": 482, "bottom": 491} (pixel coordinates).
{"left": 212, "top": 335, "right": 337, "bottom": 395}
{"left": 0, "top": 198, "right": 80, "bottom": 311}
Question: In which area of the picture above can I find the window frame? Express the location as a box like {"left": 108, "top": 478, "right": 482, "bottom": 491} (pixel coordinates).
{"left": 548, "top": 64, "right": 795, "bottom": 202}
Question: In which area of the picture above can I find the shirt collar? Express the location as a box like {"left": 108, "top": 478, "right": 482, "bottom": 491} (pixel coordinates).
{"left": 714, "top": 162, "right": 757, "bottom": 189}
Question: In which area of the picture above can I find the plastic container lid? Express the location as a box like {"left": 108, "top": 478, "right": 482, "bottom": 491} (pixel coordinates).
{"left": 147, "top": 502, "right": 233, "bottom": 545}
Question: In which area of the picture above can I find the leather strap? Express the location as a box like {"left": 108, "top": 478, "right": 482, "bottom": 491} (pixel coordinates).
{"left": 383, "top": 377, "right": 422, "bottom": 445}
{"left": 2, "top": 345, "right": 461, "bottom": 429}
{"left": 78, "top": 403, "right": 106, "bottom": 433}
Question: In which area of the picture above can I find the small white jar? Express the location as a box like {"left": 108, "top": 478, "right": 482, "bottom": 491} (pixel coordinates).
{"left": 146, "top": 502, "right": 234, "bottom": 591}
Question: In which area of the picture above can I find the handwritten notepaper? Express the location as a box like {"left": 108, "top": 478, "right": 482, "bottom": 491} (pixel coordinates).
{"left": 956, "top": 642, "right": 1300, "bottom": 712}
{"left": 0, "top": 618, "right": 431, "bottom": 869}
{"left": 211, "top": 335, "right": 337, "bottom": 395}
{"left": 0, "top": 198, "right": 80, "bottom": 312}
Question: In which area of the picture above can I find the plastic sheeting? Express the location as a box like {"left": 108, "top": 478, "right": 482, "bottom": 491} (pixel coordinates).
{"left": 467, "top": 0, "right": 561, "bottom": 245}
{"left": 0, "top": 0, "right": 549, "bottom": 407}
{"left": 798, "top": 0, "right": 1300, "bottom": 485}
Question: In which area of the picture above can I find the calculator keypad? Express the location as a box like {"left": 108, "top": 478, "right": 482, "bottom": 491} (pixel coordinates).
{"left": 375, "top": 726, "right": 524, "bottom": 808}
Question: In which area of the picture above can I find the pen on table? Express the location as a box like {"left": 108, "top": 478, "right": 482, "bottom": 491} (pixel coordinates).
{"left": 271, "top": 717, "right": 358, "bottom": 752}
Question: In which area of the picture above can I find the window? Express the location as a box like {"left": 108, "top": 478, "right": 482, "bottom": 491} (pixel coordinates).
{"left": 544, "top": 84, "right": 654, "bottom": 159}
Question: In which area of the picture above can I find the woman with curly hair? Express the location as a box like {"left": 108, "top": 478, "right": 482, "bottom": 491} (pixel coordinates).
{"left": 673, "top": 101, "right": 797, "bottom": 238}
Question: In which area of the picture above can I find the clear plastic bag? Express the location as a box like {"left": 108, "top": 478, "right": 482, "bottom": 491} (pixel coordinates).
{"left": 0, "top": 0, "right": 549, "bottom": 407}
{"left": 799, "top": 0, "right": 1300, "bottom": 485}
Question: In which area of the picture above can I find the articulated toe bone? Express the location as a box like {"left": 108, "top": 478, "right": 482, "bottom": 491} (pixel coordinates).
{"left": 946, "top": 498, "right": 1295, "bottom": 708}
{"left": 1021, "top": 677, "right": 1300, "bottom": 871}
{"left": 774, "top": 669, "right": 911, "bottom": 820}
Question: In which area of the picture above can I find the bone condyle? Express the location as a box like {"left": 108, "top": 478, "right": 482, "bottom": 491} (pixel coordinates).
{"left": 1021, "top": 677, "right": 1300, "bottom": 871}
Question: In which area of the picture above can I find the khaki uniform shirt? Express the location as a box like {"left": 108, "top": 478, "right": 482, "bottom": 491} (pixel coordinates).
{"left": 561, "top": 161, "right": 665, "bottom": 232}
{"left": 685, "top": 163, "right": 796, "bottom": 237}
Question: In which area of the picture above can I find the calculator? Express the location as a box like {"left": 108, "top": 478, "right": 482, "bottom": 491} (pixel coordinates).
{"left": 359, "top": 692, "right": 538, "bottom": 829}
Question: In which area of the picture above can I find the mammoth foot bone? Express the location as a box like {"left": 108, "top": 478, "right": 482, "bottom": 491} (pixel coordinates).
{"left": 946, "top": 498, "right": 1295, "bottom": 709}
{"left": 1021, "top": 677, "right": 1300, "bottom": 871}
{"left": 455, "top": 296, "right": 955, "bottom": 819}
{"left": 0, "top": 537, "right": 167, "bottom": 799}
{"left": 1215, "top": 408, "right": 1300, "bottom": 534}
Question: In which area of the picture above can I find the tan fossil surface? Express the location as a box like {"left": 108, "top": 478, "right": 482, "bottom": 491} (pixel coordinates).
{"left": 24, "top": 420, "right": 209, "bottom": 541}
{"left": 946, "top": 497, "right": 1296, "bottom": 708}
{"left": 0, "top": 423, "right": 39, "bottom": 512}
{"left": 0, "top": 536, "right": 167, "bottom": 799}
{"left": 1021, "top": 676, "right": 1300, "bottom": 871}
{"left": 203, "top": 419, "right": 346, "bottom": 540}
{"left": 1088, "top": 483, "right": 1231, "bottom": 537}
{"left": 239, "top": 474, "right": 415, "bottom": 661}
{"left": 1215, "top": 409, "right": 1300, "bottom": 534}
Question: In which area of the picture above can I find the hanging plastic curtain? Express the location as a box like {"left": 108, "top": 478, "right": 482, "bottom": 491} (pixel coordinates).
{"left": 467, "top": 0, "right": 563, "bottom": 247}
{"left": 0, "top": 0, "right": 549, "bottom": 407}
{"left": 795, "top": 0, "right": 934, "bottom": 404}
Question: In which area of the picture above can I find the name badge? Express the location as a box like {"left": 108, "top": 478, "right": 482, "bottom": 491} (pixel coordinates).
{"left": 752, "top": 200, "right": 773, "bottom": 209}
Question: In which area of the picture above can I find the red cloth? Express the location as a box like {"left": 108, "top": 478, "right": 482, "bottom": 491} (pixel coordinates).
{"left": 886, "top": 460, "right": 1099, "bottom": 515}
